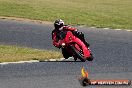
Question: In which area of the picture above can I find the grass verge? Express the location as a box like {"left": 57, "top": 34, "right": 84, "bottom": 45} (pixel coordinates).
{"left": 0, "top": 45, "right": 63, "bottom": 62}
{"left": 0, "top": 0, "right": 132, "bottom": 29}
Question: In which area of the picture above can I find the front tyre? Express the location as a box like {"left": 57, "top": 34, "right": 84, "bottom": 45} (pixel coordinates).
{"left": 70, "top": 45, "right": 86, "bottom": 62}
{"left": 62, "top": 48, "right": 71, "bottom": 59}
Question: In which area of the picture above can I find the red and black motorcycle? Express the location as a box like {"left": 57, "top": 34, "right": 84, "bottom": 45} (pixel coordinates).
{"left": 57, "top": 30, "right": 93, "bottom": 62}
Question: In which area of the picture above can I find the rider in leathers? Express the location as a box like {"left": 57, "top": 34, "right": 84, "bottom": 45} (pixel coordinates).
{"left": 52, "top": 19, "right": 90, "bottom": 59}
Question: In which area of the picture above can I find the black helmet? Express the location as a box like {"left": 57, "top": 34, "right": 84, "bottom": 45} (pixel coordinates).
{"left": 54, "top": 19, "right": 64, "bottom": 29}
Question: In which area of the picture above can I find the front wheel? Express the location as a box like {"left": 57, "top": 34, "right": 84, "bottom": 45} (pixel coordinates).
{"left": 62, "top": 48, "right": 71, "bottom": 59}
{"left": 70, "top": 45, "right": 86, "bottom": 62}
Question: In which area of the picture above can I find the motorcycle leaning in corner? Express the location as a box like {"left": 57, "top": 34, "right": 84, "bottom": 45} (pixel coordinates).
{"left": 54, "top": 30, "right": 94, "bottom": 62}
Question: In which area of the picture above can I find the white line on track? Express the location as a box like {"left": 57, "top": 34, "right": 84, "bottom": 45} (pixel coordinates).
{"left": 126, "top": 30, "right": 132, "bottom": 32}
{"left": 0, "top": 60, "right": 39, "bottom": 65}
{"left": 90, "top": 27, "right": 96, "bottom": 28}
{"left": 104, "top": 28, "right": 110, "bottom": 30}
{"left": 115, "top": 29, "right": 122, "bottom": 30}
{"left": 0, "top": 58, "right": 65, "bottom": 65}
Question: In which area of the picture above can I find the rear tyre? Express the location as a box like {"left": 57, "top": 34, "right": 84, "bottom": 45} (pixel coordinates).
{"left": 87, "top": 54, "right": 94, "bottom": 61}
{"left": 70, "top": 45, "right": 86, "bottom": 62}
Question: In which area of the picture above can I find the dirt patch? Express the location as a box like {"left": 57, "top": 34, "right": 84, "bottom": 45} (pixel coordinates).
{"left": 0, "top": 16, "right": 53, "bottom": 25}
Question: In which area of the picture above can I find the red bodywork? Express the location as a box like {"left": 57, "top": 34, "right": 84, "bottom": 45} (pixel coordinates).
{"left": 53, "top": 30, "right": 91, "bottom": 60}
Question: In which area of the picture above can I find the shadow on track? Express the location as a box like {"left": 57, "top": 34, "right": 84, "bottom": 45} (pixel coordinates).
{"left": 39, "top": 61, "right": 82, "bottom": 62}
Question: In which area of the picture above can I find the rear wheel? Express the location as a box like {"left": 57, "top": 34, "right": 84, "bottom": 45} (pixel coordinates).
{"left": 70, "top": 45, "right": 86, "bottom": 62}
{"left": 87, "top": 53, "right": 94, "bottom": 61}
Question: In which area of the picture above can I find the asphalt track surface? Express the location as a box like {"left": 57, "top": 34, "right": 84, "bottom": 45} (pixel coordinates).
{"left": 0, "top": 19, "right": 132, "bottom": 88}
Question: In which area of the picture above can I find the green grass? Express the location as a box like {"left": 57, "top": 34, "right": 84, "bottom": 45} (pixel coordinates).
{"left": 0, "top": 0, "right": 132, "bottom": 29}
{"left": 0, "top": 45, "right": 63, "bottom": 62}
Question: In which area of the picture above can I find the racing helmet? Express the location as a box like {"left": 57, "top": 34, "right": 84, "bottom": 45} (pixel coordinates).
{"left": 54, "top": 19, "right": 64, "bottom": 29}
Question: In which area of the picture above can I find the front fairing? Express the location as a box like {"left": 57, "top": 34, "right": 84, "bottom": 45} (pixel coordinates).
{"left": 58, "top": 31, "right": 74, "bottom": 46}
{"left": 58, "top": 31, "right": 92, "bottom": 59}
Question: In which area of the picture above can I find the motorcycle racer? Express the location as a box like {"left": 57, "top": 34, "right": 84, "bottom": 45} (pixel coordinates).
{"left": 52, "top": 19, "right": 90, "bottom": 59}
